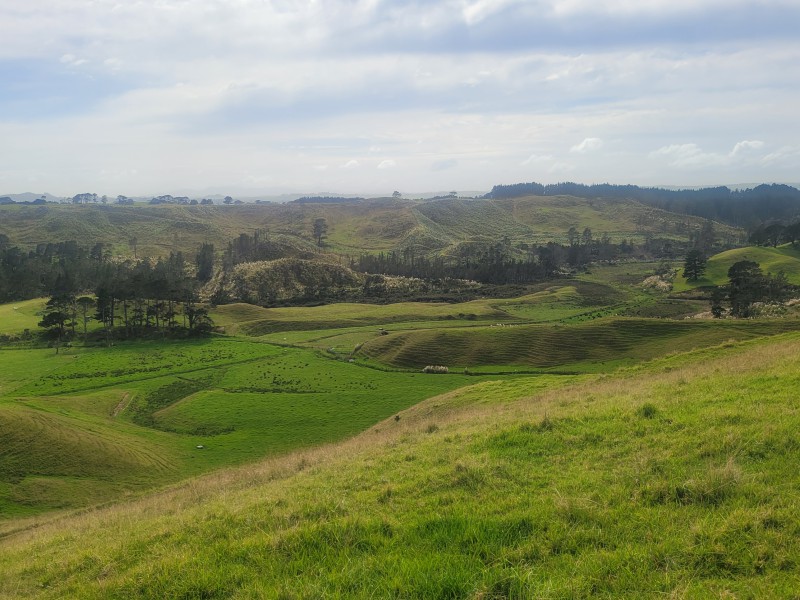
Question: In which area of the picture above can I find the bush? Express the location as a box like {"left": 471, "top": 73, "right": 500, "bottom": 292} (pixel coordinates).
{"left": 638, "top": 403, "right": 658, "bottom": 419}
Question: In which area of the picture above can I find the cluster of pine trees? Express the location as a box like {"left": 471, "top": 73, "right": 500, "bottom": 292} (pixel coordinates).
{"left": 0, "top": 236, "right": 215, "bottom": 342}
{"left": 37, "top": 252, "right": 213, "bottom": 344}
{"left": 0, "top": 237, "right": 113, "bottom": 302}
{"left": 220, "top": 230, "right": 302, "bottom": 270}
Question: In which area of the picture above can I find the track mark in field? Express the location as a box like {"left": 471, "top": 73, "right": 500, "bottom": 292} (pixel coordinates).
{"left": 112, "top": 393, "right": 131, "bottom": 418}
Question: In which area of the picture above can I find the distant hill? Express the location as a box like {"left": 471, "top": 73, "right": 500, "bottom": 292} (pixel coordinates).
{"left": 291, "top": 196, "right": 365, "bottom": 204}
{"left": 487, "top": 182, "right": 800, "bottom": 228}
{"left": 0, "top": 195, "right": 744, "bottom": 260}
{"left": 0, "top": 192, "right": 61, "bottom": 204}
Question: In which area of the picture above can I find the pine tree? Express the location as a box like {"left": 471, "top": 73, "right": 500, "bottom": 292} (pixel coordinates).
{"left": 683, "top": 249, "right": 707, "bottom": 281}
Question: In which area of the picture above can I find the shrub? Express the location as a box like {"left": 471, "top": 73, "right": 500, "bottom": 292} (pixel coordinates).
{"left": 638, "top": 403, "right": 658, "bottom": 419}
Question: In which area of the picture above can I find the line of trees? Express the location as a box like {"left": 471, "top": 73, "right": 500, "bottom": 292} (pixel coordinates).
{"left": 38, "top": 253, "right": 213, "bottom": 345}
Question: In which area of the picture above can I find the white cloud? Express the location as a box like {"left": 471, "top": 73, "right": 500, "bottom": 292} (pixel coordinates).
{"left": 521, "top": 154, "right": 553, "bottom": 166}
{"left": 650, "top": 143, "right": 725, "bottom": 168}
{"left": 59, "top": 53, "right": 87, "bottom": 67}
{"left": 462, "top": 0, "right": 526, "bottom": 25}
{"left": 0, "top": 2, "right": 798, "bottom": 194}
{"left": 570, "top": 138, "right": 604, "bottom": 153}
{"left": 548, "top": 0, "right": 791, "bottom": 22}
{"left": 651, "top": 140, "right": 770, "bottom": 170}
{"left": 761, "top": 145, "right": 800, "bottom": 165}
{"left": 730, "top": 140, "right": 764, "bottom": 156}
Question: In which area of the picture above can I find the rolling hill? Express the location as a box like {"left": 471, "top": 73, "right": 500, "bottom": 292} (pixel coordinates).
{"left": 358, "top": 317, "right": 800, "bottom": 372}
{"left": 2, "top": 333, "right": 800, "bottom": 596}
{"left": 674, "top": 244, "right": 800, "bottom": 291}
{"left": 0, "top": 195, "right": 743, "bottom": 260}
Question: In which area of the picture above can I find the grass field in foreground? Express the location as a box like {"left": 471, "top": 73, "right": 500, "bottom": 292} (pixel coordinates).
{"left": 2, "top": 334, "right": 799, "bottom": 597}
{"left": 0, "top": 337, "right": 500, "bottom": 518}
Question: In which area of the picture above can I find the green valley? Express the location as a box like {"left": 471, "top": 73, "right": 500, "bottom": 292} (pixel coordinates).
{"left": 2, "top": 192, "right": 800, "bottom": 597}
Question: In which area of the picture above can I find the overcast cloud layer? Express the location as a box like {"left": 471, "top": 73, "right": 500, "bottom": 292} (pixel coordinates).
{"left": 1, "top": 0, "right": 799, "bottom": 197}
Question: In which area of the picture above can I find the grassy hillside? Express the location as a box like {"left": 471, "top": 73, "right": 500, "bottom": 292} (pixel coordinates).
{"left": 0, "top": 337, "right": 491, "bottom": 517}
{"left": 493, "top": 195, "right": 741, "bottom": 244}
{"left": 675, "top": 244, "right": 800, "bottom": 291}
{"left": 0, "top": 272, "right": 647, "bottom": 518}
{"left": 0, "top": 401, "right": 180, "bottom": 512}
{"left": 2, "top": 334, "right": 800, "bottom": 597}
{"left": 359, "top": 317, "right": 800, "bottom": 372}
{"left": 212, "top": 280, "right": 625, "bottom": 336}
{"left": 414, "top": 197, "right": 533, "bottom": 243}
{"left": 0, "top": 195, "right": 743, "bottom": 260}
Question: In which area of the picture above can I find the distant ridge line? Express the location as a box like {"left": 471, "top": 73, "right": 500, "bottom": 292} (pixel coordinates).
{"left": 485, "top": 181, "right": 800, "bottom": 227}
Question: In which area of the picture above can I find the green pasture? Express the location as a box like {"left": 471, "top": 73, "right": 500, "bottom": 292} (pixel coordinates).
{"left": 0, "top": 298, "right": 46, "bottom": 335}
{"left": 0, "top": 335, "right": 496, "bottom": 517}
{"left": 2, "top": 333, "right": 800, "bottom": 597}
{"left": 212, "top": 279, "right": 628, "bottom": 338}
{"left": 152, "top": 349, "right": 479, "bottom": 468}
{"left": 0, "top": 256, "right": 796, "bottom": 522}
{"left": 212, "top": 299, "right": 511, "bottom": 336}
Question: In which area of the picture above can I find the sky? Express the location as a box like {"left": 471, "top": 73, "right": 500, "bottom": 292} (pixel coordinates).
{"left": 1, "top": 0, "right": 799, "bottom": 198}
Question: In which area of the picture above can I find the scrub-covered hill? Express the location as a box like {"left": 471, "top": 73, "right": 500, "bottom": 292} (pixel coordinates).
{"left": 0, "top": 194, "right": 742, "bottom": 260}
